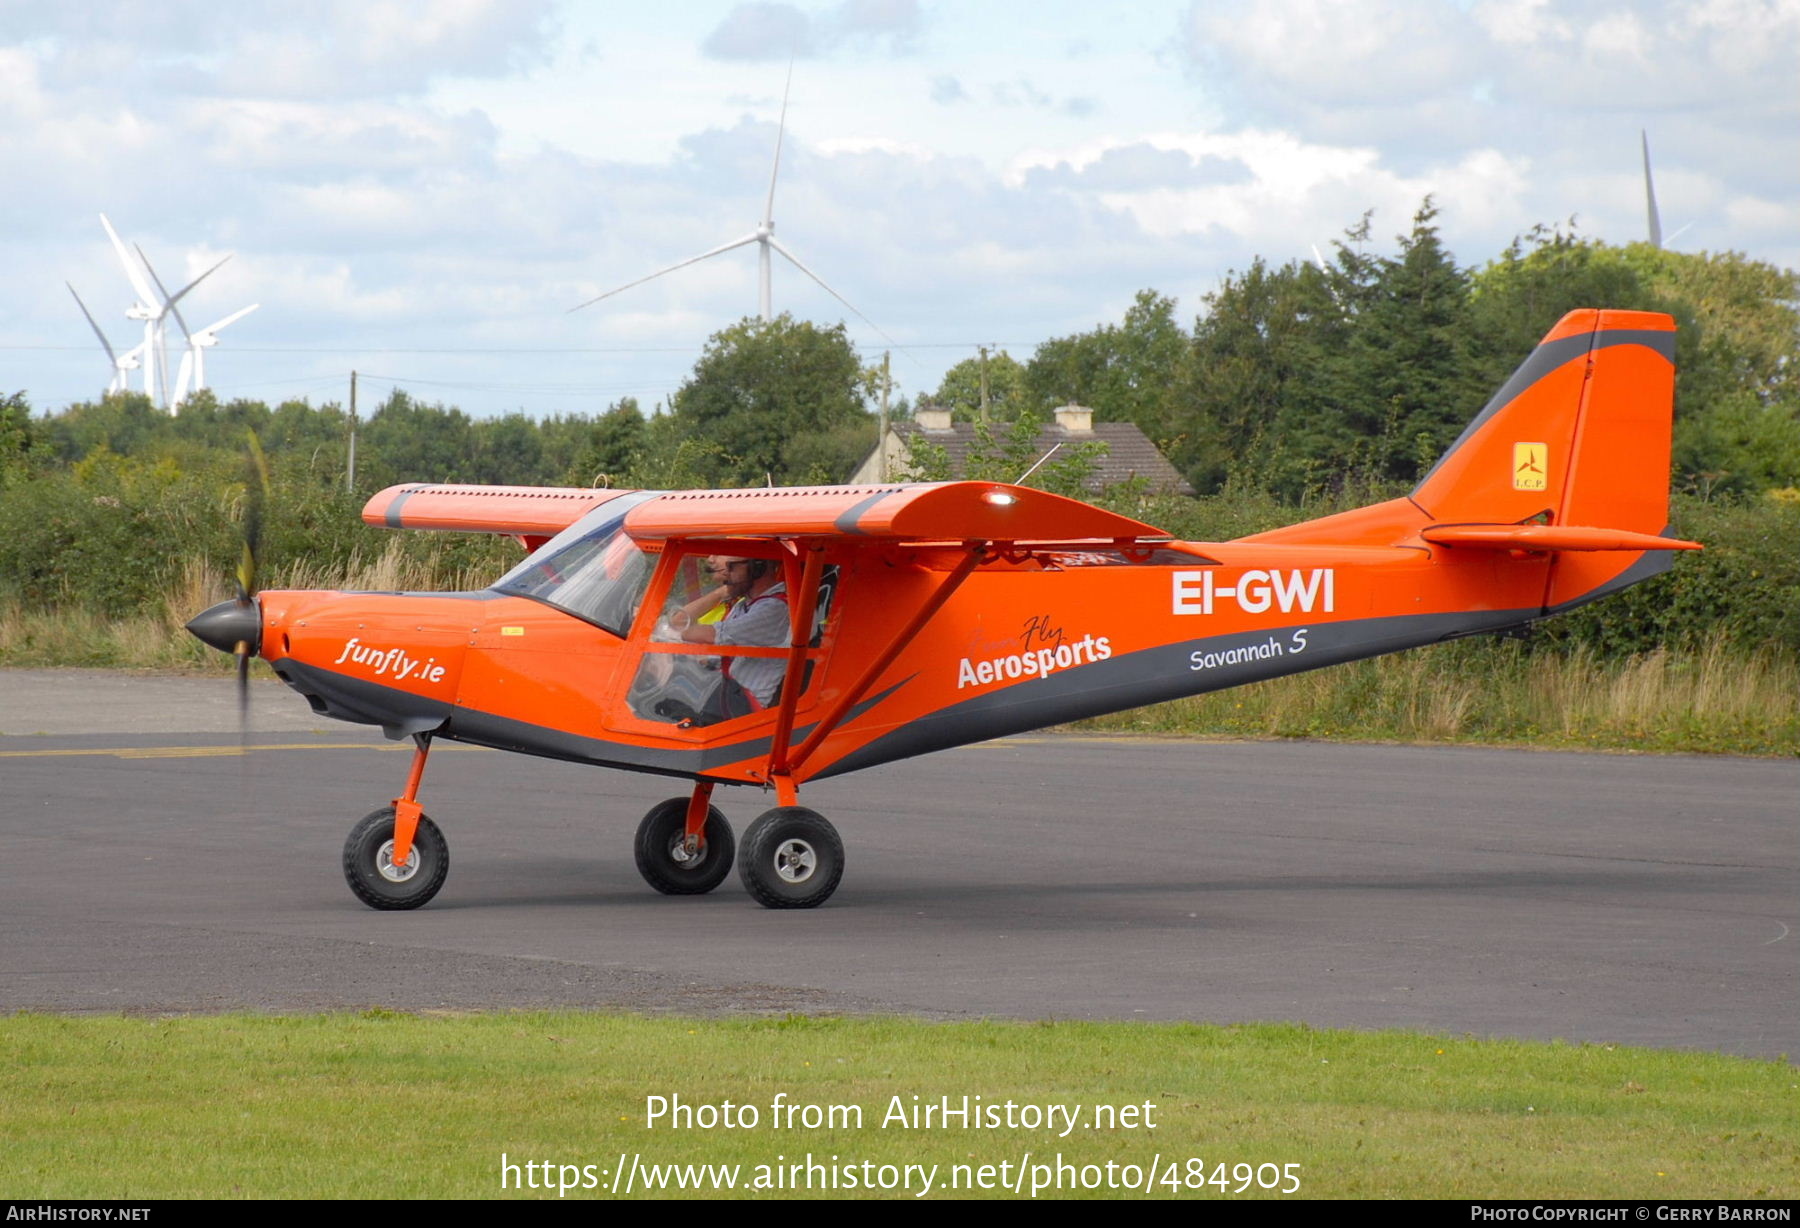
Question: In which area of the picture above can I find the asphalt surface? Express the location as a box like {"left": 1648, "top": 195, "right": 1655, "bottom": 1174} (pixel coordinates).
{"left": 1, "top": 669, "right": 1793, "bottom": 1057}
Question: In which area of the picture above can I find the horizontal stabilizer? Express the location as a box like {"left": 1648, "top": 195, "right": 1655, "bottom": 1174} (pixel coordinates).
{"left": 1421, "top": 524, "right": 1700, "bottom": 552}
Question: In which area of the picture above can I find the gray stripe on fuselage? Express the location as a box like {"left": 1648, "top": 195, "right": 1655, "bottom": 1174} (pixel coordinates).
{"left": 818, "top": 607, "right": 1540, "bottom": 779}
{"left": 272, "top": 656, "right": 900, "bottom": 781}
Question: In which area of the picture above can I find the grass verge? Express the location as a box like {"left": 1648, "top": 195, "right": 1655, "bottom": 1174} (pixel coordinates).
{"left": 2, "top": 1012, "right": 1794, "bottom": 1200}
{"left": 1073, "top": 637, "right": 1800, "bottom": 756}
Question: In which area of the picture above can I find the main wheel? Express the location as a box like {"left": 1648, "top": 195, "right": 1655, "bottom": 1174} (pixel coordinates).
{"left": 738, "top": 807, "right": 844, "bottom": 909}
{"left": 342, "top": 806, "right": 449, "bottom": 911}
{"left": 634, "top": 798, "right": 735, "bottom": 895}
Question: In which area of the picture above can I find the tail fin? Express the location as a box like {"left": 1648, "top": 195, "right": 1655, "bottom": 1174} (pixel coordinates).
{"left": 1241, "top": 309, "right": 1694, "bottom": 610}
{"left": 1411, "top": 308, "right": 1678, "bottom": 533}
{"left": 1410, "top": 309, "right": 1689, "bottom": 610}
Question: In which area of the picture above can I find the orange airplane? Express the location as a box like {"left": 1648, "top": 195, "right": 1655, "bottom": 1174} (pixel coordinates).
{"left": 188, "top": 309, "right": 1698, "bottom": 911}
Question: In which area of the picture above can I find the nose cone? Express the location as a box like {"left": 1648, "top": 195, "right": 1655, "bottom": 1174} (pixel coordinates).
{"left": 186, "top": 598, "right": 262, "bottom": 656}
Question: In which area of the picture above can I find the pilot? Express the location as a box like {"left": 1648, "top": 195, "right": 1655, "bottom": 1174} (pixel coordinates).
{"left": 672, "top": 555, "right": 736, "bottom": 627}
{"left": 671, "top": 556, "right": 788, "bottom": 718}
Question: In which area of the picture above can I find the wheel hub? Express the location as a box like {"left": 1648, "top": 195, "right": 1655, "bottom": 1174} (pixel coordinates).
{"left": 376, "top": 839, "right": 419, "bottom": 883}
{"left": 772, "top": 838, "right": 817, "bottom": 884}
{"left": 670, "top": 835, "right": 708, "bottom": 868}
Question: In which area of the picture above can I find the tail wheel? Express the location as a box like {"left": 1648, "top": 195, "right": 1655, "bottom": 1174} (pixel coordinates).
{"left": 634, "top": 799, "right": 735, "bottom": 895}
{"left": 738, "top": 807, "right": 844, "bottom": 910}
{"left": 343, "top": 805, "right": 449, "bottom": 911}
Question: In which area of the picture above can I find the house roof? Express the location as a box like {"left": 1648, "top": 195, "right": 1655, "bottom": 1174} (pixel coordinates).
{"left": 884, "top": 419, "right": 1194, "bottom": 496}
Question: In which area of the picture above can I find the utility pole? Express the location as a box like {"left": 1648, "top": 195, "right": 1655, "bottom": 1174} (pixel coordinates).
{"left": 977, "top": 345, "right": 990, "bottom": 422}
{"left": 878, "top": 350, "right": 891, "bottom": 482}
{"left": 347, "top": 370, "right": 358, "bottom": 493}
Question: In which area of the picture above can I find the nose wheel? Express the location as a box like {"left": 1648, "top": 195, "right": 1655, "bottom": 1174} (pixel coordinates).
{"left": 738, "top": 807, "right": 844, "bottom": 909}
{"left": 343, "top": 805, "right": 449, "bottom": 910}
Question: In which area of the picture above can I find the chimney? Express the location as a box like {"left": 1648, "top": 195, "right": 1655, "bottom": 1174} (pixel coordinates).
{"left": 1054, "top": 404, "right": 1093, "bottom": 434}
{"left": 916, "top": 405, "right": 954, "bottom": 432}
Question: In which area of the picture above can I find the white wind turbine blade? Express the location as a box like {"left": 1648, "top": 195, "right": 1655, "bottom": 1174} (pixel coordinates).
{"left": 569, "top": 231, "right": 762, "bottom": 313}
{"left": 67, "top": 283, "right": 119, "bottom": 366}
{"left": 763, "top": 62, "right": 793, "bottom": 229}
{"left": 195, "top": 303, "right": 259, "bottom": 342}
{"left": 141, "top": 247, "right": 232, "bottom": 328}
{"left": 1641, "top": 129, "right": 1663, "bottom": 249}
{"left": 192, "top": 303, "right": 260, "bottom": 395}
{"left": 766, "top": 235, "right": 898, "bottom": 347}
{"left": 100, "top": 214, "right": 160, "bottom": 312}
{"left": 136, "top": 245, "right": 192, "bottom": 344}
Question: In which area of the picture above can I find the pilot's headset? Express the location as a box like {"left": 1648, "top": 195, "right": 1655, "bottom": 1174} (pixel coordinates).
{"left": 742, "top": 558, "right": 774, "bottom": 582}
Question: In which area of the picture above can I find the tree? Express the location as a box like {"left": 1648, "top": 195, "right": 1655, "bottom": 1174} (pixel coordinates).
{"left": 0, "top": 392, "right": 34, "bottom": 479}
{"left": 667, "top": 314, "right": 872, "bottom": 486}
{"left": 1339, "top": 198, "right": 1485, "bottom": 483}
{"left": 562, "top": 399, "right": 647, "bottom": 486}
{"left": 933, "top": 349, "right": 1027, "bottom": 420}
{"left": 1181, "top": 257, "right": 1345, "bottom": 496}
{"left": 357, "top": 391, "right": 476, "bottom": 488}
{"left": 1470, "top": 228, "right": 1800, "bottom": 493}
{"left": 1024, "top": 290, "right": 1191, "bottom": 441}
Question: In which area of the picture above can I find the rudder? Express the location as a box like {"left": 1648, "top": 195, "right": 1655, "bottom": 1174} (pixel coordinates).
{"left": 1411, "top": 308, "right": 1677, "bottom": 531}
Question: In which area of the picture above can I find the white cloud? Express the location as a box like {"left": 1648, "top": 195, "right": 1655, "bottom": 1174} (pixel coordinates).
{"left": 700, "top": 0, "right": 922, "bottom": 61}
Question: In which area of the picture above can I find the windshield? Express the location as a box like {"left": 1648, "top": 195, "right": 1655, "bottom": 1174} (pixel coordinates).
{"left": 491, "top": 491, "right": 659, "bottom": 636}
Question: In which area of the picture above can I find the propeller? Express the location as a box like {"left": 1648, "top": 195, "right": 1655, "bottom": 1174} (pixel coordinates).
{"left": 185, "top": 432, "right": 271, "bottom": 723}
{"left": 234, "top": 433, "right": 271, "bottom": 716}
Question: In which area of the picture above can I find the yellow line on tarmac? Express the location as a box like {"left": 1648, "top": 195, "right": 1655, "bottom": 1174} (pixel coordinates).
{"left": 0, "top": 742, "right": 494, "bottom": 760}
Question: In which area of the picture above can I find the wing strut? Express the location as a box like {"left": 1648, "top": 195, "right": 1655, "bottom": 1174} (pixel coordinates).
{"left": 771, "top": 541, "right": 989, "bottom": 790}
{"left": 766, "top": 542, "right": 829, "bottom": 782}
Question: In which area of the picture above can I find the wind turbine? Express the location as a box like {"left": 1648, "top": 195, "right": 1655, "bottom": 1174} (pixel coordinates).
{"left": 67, "top": 282, "right": 145, "bottom": 396}
{"left": 570, "top": 72, "right": 894, "bottom": 344}
{"left": 99, "top": 215, "right": 230, "bottom": 409}
{"left": 100, "top": 214, "right": 167, "bottom": 406}
{"left": 135, "top": 244, "right": 232, "bottom": 410}
{"left": 171, "top": 304, "right": 260, "bottom": 408}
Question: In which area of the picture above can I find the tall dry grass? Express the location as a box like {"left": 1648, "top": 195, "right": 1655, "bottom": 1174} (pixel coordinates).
{"left": 0, "top": 538, "right": 499, "bottom": 674}
{"left": 1078, "top": 638, "right": 1799, "bottom": 755}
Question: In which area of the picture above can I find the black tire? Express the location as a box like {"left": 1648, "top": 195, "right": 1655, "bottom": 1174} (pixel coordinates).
{"left": 634, "top": 798, "right": 735, "bottom": 895}
{"left": 342, "top": 805, "right": 449, "bottom": 911}
{"left": 738, "top": 807, "right": 844, "bottom": 909}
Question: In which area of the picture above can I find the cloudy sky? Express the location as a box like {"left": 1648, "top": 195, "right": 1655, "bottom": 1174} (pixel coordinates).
{"left": 4, "top": 0, "right": 1795, "bottom": 419}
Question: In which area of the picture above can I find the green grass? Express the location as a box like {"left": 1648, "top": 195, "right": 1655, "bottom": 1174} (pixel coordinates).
{"left": 3, "top": 1013, "right": 1794, "bottom": 1199}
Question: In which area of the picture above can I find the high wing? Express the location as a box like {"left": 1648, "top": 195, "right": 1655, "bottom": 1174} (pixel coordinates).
{"left": 361, "top": 484, "right": 636, "bottom": 550}
{"left": 619, "top": 482, "right": 1168, "bottom": 545}
{"left": 366, "top": 481, "right": 1171, "bottom": 550}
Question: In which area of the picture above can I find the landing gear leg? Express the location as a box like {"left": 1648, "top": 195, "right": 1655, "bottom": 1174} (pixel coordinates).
{"left": 634, "top": 781, "right": 735, "bottom": 895}
{"left": 342, "top": 734, "right": 449, "bottom": 910}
